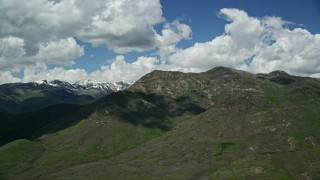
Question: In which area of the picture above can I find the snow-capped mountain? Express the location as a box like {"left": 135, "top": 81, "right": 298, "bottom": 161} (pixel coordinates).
{"left": 32, "top": 79, "right": 132, "bottom": 99}
{"left": 74, "top": 80, "right": 115, "bottom": 91}
{"left": 0, "top": 79, "right": 132, "bottom": 114}
{"left": 41, "top": 80, "right": 75, "bottom": 90}
{"left": 37, "top": 79, "right": 132, "bottom": 92}
{"left": 113, "top": 81, "right": 132, "bottom": 91}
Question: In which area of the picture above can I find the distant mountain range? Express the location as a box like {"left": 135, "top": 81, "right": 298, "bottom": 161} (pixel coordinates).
{"left": 41, "top": 79, "right": 131, "bottom": 92}
{"left": 0, "top": 80, "right": 131, "bottom": 114}
{"left": 1, "top": 67, "right": 320, "bottom": 179}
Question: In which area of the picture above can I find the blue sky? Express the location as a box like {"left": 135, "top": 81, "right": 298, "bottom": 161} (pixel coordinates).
{"left": 0, "top": 0, "right": 319, "bottom": 83}
{"left": 162, "top": 0, "right": 320, "bottom": 36}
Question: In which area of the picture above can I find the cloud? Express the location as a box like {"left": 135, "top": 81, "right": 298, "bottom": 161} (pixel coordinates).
{"left": 22, "top": 63, "right": 88, "bottom": 83}
{"left": 156, "top": 20, "right": 192, "bottom": 59}
{"left": 0, "top": 0, "right": 191, "bottom": 70}
{"left": 0, "top": 36, "right": 26, "bottom": 70}
{"left": 0, "top": 36, "right": 84, "bottom": 71}
{"left": 36, "top": 37, "right": 84, "bottom": 66}
{"left": 15, "top": 56, "right": 158, "bottom": 83}
{"left": 220, "top": 8, "right": 263, "bottom": 49}
{"left": 243, "top": 28, "right": 320, "bottom": 76}
{"left": 0, "top": 0, "right": 87, "bottom": 55}
{"left": 88, "top": 55, "right": 158, "bottom": 82}
{"left": 77, "top": 0, "right": 164, "bottom": 53}
{"left": 168, "top": 8, "right": 320, "bottom": 78}
{"left": 168, "top": 9, "right": 259, "bottom": 70}
{"left": 0, "top": 71, "right": 21, "bottom": 84}
{"left": 0, "top": 36, "right": 26, "bottom": 58}
{"left": 156, "top": 20, "right": 192, "bottom": 47}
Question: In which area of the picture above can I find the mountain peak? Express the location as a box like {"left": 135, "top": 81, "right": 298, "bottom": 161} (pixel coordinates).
{"left": 256, "top": 70, "right": 295, "bottom": 85}
{"left": 268, "top": 70, "right": 290, "bottom": 77}
{"left": 148, "top": 70, "right": 185, "bottom": 76}
{"left": 210, "top": 66, "right": 231, "bottom": 71}
{"left": 74, "top": 80, "right": 104, "bottom": 86}
{"left": 205, "top": 66, "right": 253, "bottom": 78}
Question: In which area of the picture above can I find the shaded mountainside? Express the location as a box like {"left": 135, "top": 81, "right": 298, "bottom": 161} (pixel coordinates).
{"left": 1, "top": 67, "right": 320, "bottom": 179}
{"left": 0, "top": 80, "right": 131, "bottom": 114}
{"left": 0, "top": 83, "right": 93, "bottom": 114}
{"left": 0, "top": 104, "right": 84, "bottom": 146}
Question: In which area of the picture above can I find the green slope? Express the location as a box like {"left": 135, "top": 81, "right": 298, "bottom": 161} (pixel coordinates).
{"left": 1, "top": 67, "right": 320, "bottom": 179}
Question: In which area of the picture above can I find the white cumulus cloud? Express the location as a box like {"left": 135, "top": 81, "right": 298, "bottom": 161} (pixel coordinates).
{"left": 22, "top": 63, "right": 88, "bottom": 83}
{"left": 169, "top": 8, "right": 320, "bottom": 78}
{"left": 0, "top": 0, "right": 191, "bottom": 71}
{"left": 36, "top": 37, "right": 84, "bottom": 66}
{"left": 88, "top": 55, "right": 158, "bottom": 82}
{"left": 0, "top": 71, "right": 21, "bottom": 84}
{"left": 77, "top": 0, "right": 164, "bottom": 53}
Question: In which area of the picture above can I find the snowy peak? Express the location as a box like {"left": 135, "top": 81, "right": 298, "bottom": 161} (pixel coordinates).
{"left": 74, "top": 80, "right": 114, "bottom": 91}
{"left": 113, "top": 81, "right": 132, "bottom": 91}
{"left": 74, "top": 80, "right": 106, "bottom": 87}
{"left": 35, "top": 79, "right": 132, "bottom": 92}
{"left": 41, "top": 80, "right": 75, "bottom": 89}
{"left": 74, "top": 80, "right": 132, "bottom": 91}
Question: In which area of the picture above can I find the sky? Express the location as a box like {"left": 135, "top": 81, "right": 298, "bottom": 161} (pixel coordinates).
{"left": 0, "top": 0, "right": 319, "bottom": 84}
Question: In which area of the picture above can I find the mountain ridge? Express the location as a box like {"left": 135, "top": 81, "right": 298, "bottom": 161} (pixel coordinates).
{"left": 34, "top": 79, "right": 131, "bottom": 92}
{"left": 0, "top": 67, "right": 320, "bottom": 179}
{"left": 0, "top": 80, "right": 132, "bottom": 114}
